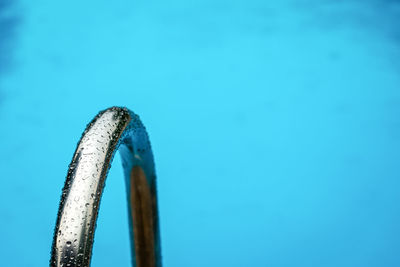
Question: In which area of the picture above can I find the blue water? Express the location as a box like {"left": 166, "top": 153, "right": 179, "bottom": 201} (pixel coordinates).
{"left": 1, "top": 0, "right": 400, "bottom": 266}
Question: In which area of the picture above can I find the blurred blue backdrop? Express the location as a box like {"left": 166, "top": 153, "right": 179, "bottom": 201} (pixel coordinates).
{"left": 1, "top": 0, "right": 400, "bottom": 266}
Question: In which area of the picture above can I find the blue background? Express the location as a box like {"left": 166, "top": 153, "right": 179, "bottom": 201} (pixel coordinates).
{"left": 0, "top": 0, "right": 400, "bottom": 266}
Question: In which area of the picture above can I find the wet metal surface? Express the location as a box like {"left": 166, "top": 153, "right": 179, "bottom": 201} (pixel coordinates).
{"left": 50, "top": 107, "right": 161, "bottom": 267}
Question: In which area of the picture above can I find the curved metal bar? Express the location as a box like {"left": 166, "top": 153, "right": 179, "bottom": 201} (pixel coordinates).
{"left": 50, "top": 107, "right": 161, "bottom": 267}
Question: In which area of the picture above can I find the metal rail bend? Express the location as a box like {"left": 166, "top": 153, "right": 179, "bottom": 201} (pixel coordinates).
{"left": 50, "top": 107, "right": 161, "bottom": 267}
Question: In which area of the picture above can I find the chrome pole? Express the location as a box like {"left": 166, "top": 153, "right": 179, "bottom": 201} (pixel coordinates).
{"left": 50, "top": 107, "right": 161, "bottom": 267}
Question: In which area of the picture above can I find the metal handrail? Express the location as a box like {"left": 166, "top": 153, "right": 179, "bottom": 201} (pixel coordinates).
{"left": 50, "top": 107, "right": 162, "bottom": 267}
